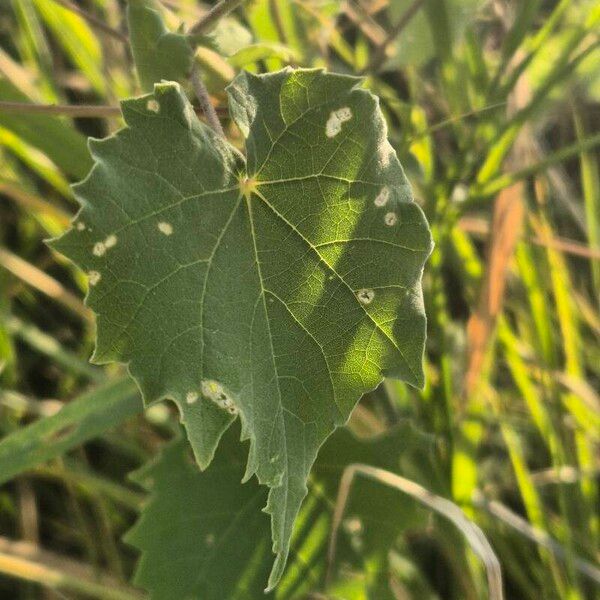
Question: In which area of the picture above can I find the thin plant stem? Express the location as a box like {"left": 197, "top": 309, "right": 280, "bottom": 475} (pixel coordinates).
{"left": 0, "top": 101, "right": 226, "bottom": 119}
{"left": 5, "top": 315, "right": 105, "bottom": 382}
{"left": 269, "top": 0, "right": 288, "bottom": 46}
{"left": 327, "top": 464, "right": 504, "bottom": 600}
{"left": 343, "top": 0, "right": 387, "bottom": 46}
{"left": 475, "top": 131, "right": 600, "bottom": 197}
{"left": 407, "top": 101, "right": 508, "bottom": 142}
{"left": 459, "top": 216, "right": 600, "bottom": 260}
{"left": 189, "top": 0, "right": 246, "bottom": 36}
{"left": 0, "top": 101, "right": 121, "bottom": 117}
{"left": 190, "top": 62, "right": 225, "bottom": 137}
{"left": 51, "top": 0, "right": 128, "bottom": 43}
{"left": 473, "top": 491, "right": 600, "bottom": 585}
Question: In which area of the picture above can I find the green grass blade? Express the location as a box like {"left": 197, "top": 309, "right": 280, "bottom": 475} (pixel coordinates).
{"left": 0, "top": 377, "right": 141, "bottom": 485}
{"left": 573, "top": 103, "right": 600, "bottom": 308}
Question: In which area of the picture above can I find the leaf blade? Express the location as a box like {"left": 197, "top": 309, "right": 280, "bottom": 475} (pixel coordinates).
{"left": 50, "top": 68, "right": 433, "bottom": 587}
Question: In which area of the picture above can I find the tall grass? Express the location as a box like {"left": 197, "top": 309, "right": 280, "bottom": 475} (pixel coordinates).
{"left": 0, "top": 0, "right": 599, "bottom": 598}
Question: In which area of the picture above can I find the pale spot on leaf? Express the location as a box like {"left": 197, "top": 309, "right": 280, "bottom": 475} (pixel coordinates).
{"left": 201, "top": 379, "right": 238, "bottom": 415}
{"left": 384, "top": 212, "right": 398, "bottom": 226}
{"left": 88, "top": 271, "right": 101, "bottom": 285}
{"left": 186, "top": 391, "right": 198, "bottom": 404}
{"left": 93, "top": 234, "right": 118, "bottom": 256}
{"left": 379, "top": 141, "right": 393, "bottom": 168}
{"left": 374, "top": 187, "right": 390, "bottom": 207}
{"left": 344, "top": 516, "right": 364, "bottom": 552}
{"left": 146, "top": 99, "right": 160, "bottom": 113}
{"left": 343, "top": 516, "right": 363, "bottom": 535}
{"left": 325, "top": 106, "right": 352, "bottom": 138}
{"left": 201, "top": 379, "right": 223, "bottom": 401}
{"left": 325, "top": 119, "right": 341, "bottom": 138}
{"left": 76, "top": 222, "right": 86, "bottom": 231}
{"left": 157, "top": 221, "right": 173, "bottom": 236}
{"left": 93, "top": 242, "right": 106, "bottom": 257}
{"left": 451, "top": 183, "right": 468, "bottom": 203}
{"left": 356, "top": 289, "right": 375, "bottom": 305}
{"left": 335, "top": 107, "right": 352, "bottom": 122}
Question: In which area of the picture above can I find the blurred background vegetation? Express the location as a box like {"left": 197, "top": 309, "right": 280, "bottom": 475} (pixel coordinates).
{"left": 0, "top": 0, "right": 599, "bottom": 598}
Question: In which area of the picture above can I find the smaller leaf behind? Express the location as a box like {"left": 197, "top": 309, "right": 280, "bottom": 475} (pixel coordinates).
{"left": 127, "top": 0, "right": 193, "bottom": 91}
{"left": 125, "top": 421, "right": 439, "bottom": 599}
{"left": 125, "top": 427, "right": 272, "bottom": 600}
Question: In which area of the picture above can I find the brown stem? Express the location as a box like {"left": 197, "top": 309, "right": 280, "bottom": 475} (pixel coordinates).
{"left": 0, "top": 247, "right": 91, "bottom": 320}
{"left": 0, "top": 101, "right": 227, "bottom": 118}
{"left": 188, "top": 0, "right": 246, "bottom": 36}
{"left": 269, "top": 0, "right": 288, "bottom": 46}
{"left": 0, "top": 101, "right": 121, "bottom": 117}
{"left": 0, "top": 536, "right": 143, "bottom": 600}
{"left": 190, "top": 62, "right": 225, "bottom": 137}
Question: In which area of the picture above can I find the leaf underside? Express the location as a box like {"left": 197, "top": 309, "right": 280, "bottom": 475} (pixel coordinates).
{"left": 51, "top": 68, "right": 433, "bottom": 588}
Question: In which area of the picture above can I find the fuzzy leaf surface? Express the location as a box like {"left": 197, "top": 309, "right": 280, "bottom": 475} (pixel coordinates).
{"left": 50, "top": 68, "right": 433, "bottom": 587}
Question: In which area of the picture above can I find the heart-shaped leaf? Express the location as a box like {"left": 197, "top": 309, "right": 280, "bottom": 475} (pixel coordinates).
{"left": 50, "top": 68, "right": 433, "bottom": 587}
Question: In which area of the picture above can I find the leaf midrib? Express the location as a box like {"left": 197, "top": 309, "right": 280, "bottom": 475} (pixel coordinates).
{"left": 244, "top": 193, "right": 291, "bottom": 557}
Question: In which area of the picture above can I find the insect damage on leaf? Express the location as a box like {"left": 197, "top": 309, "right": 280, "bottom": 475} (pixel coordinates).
{"left": 146, "top": 99, "right": 160, "bottom": 113}
{"left": 384, "top": 211, "right": 398, "bottom": 226}
{"left": 374, "top": 186, "right": 390, "bottom": 207}
{"left": 201, "top": 379, "right": 239, "bottom": 415}
{"left": 356, "top": 288, "right": 375, "bottom": 305}
{"left": 50, "top": 67, "right": 433, "bottom": 590}
{"left": 157, "top": 221, "right": 173, "bottom": 235}
{"left": 325, "top": 106, "right": 353, "bottom": 138}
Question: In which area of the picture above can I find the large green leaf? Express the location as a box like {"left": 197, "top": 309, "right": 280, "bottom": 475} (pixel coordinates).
{"left": 50, "top": 68, "right": 433, "bottom": 587}
{"left": 126, "top": 422, "right": 437, "bottom": 598}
